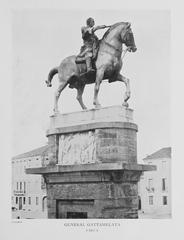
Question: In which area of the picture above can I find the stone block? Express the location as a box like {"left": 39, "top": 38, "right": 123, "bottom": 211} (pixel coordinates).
{"left": 45, "top": 106, "right": 137, "bottom": 166}
{"left": 49, "top": 106, "right": 133, "bottom": 130}
{"left": 54, "top": 125, "right": 137, "bottom": 165}
{"left": 47, "top": 135, "right": 59, "bottom": 165}
{"left": 102, "top": 208, "right": 138, "bottom": 219}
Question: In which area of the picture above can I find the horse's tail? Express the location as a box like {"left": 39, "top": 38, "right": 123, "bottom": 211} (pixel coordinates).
{"left": 45, "top": 67, "right": 58, "bottom": 87}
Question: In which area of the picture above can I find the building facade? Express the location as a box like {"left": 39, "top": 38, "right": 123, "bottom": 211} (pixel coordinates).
{"left": 139, "top": 147, "right": 171, "bottom": 217}
{"left": 12, "top": 145, "right": 49, "bottom": 219}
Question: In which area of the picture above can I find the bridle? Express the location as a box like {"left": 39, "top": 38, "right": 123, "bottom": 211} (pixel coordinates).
{"left": 102, "top": 27, "right": 132, "bottom": 59}
{"left": 121, "top": 46, "right": 131, "bottom": 59}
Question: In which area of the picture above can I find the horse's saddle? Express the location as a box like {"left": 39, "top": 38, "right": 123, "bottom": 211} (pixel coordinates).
{"left": 75, "top": 40, "right": 100, "bottom": 66}
{"left": 69, "top": 46, "right": 98, "bottom": 88}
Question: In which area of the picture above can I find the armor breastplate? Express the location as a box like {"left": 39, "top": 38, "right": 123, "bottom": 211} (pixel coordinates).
{"left": 82, "top": 30, "right": 92, "bottom": 41}
{"left": 82, "top": 28, "right": 98, "bottom": 45}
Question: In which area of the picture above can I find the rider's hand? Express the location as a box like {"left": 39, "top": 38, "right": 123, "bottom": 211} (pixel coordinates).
{"left": 87, "top": 27, "right": 93, "bottom": 34}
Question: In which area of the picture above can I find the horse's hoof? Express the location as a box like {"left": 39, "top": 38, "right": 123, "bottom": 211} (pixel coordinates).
{"left": 122, "top": 102, "right": 129, "bottom": 108}
{"left": 45, "top": 80, "right": 52, "bottom": 87}
{"left": 53, "top": 109, "right": 60, "bottom": 115}
{"left": 95, "top": 104, "right": 101, "bottom": 109}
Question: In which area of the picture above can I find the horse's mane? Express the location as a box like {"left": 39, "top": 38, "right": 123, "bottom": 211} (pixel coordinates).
{"left": 102, "top": 22, "right": 126, "bottom": 40}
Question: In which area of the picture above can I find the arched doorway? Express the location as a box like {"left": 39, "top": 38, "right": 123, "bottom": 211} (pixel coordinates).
{"left": 42, "top": 196, "right": 47, "bottom": 212}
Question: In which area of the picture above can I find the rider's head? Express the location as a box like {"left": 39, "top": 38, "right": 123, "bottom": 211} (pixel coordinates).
{"left": 86, "top": 17, "right": 95, "bottom": 27}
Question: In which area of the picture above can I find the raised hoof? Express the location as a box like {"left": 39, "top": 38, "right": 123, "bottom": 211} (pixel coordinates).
{"left": 45, "top": 80, "right": 52, "bottom": 87}
{"left": 122, "top": 102, "right": 129, "bottom": 108}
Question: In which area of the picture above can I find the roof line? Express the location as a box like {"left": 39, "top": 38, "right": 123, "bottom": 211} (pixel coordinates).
{"left": 143, "top": 147, "right": 171, "bottom": 160}
{"left": 12, "top": 145, "right": 49, "bottom": 160}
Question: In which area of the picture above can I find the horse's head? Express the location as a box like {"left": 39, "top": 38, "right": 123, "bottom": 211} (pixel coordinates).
{"left": 121, "top": 22, "right": 137, "bottom": 52}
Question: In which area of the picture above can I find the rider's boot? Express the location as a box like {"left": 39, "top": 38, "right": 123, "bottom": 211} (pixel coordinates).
{"left": 86, "top": 57, "right": 95, "bottom": 74}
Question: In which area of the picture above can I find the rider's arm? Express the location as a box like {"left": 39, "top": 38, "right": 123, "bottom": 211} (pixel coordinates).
{"left": 93, "top": 25, "right": 110, "bottom": 32}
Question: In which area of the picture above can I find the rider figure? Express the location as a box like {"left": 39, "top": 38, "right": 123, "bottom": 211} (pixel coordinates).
{"left": 78, "top": 17, "right": 110, "bottom": 74}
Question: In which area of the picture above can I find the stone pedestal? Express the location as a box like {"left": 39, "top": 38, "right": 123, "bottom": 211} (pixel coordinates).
{"left": 26, "top": 106, "right": 155, "bottom": 219}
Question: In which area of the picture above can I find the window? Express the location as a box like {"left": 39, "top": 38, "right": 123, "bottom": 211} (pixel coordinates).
{"left": 42, "top": 197, "right": 47, "bottom": 212}
{"left": 163, "top": 196, "right": 167, "bottom": 205}
{"left": 36, "top": 197, "right": 39, "bottom": 205}
{"left": 149, "top": 196, "right": 153, "bottom": 205}
{"left": 20, "top": 182, "right": 22, "bottom": 190}
{"left": 28, "top": 197, "right": 31, "bottom": 205}
{"left": 24, "top": 182, "right": 26, "bottom": 192}
{"left": 148, "top": 179, "right": 153, "bottom": 189}
{"left": 162, "top": 178, "right": 166, "bottom": 191}
{"left": 162, "top": 161, "right": 166, "bottom": 170}
{"left": 19, "top": 197, "right": 22, "bottom": 210}
{"left": 23, "top": 197, "right": 26, "bottom": 205}
{"left": 41, "top": 177, "right": 46, "bottom": 189}
{"left": 16, "top": 197, "right": 18, "bottom": 204}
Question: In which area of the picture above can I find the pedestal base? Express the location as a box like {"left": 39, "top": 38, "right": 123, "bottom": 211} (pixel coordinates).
{"left": 27, "top": 163, "right": 155, "bottom": 219}
{"left": 26, "top": 106, "right": 156, "bottom": 219}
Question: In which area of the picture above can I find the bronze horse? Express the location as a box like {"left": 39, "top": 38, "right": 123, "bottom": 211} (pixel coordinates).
{"left": 45, "top": 22, "right": 137, "bottom": 113}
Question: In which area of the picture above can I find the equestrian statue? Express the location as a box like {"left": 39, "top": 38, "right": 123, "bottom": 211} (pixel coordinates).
{"left": 45, "top": 18, "right": 137, "bottom": 114}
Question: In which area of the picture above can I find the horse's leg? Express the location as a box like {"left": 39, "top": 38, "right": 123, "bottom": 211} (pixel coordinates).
{"left": 93, "top": 68, "right": 104, "bottom": 108}
{"left": 54, "top": 81, "right": 68, "bottom": 114}
{"left": 76, "top": 85, "right": 87, "bottom": 110}
{"left": 116, "top": 74, "right": 131, "bottom": 107}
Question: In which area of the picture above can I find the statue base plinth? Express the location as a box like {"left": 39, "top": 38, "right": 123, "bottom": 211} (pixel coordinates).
{"left": 26, "top": 105, "right": 156, "bottom": 218}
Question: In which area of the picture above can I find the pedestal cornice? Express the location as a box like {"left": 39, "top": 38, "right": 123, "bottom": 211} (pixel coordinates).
{"left": 46, "top": 121, "right": 138, "bottom": 136}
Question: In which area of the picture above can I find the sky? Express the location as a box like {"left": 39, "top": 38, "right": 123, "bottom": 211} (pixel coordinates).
{"left": 12, "top": 9, "right": 170, "bottom": 162}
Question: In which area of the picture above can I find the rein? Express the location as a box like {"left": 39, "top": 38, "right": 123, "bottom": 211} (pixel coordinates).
{"left": 103, "top": 40, "right": 122, "bottom": 53}
{"left": 102, "top": 27, "right": 131, "bottom": 60}
{"left": 102, "top": 40, "right": 130, "bottom": 60}
{"left": 122, "top": 46, "right": 130, "bottom": 59}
